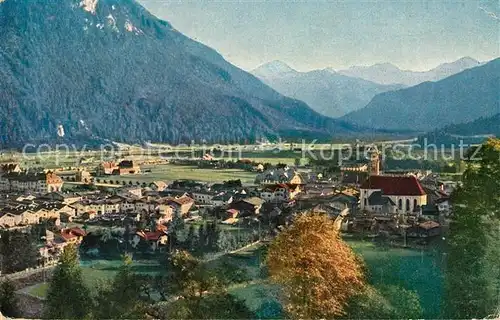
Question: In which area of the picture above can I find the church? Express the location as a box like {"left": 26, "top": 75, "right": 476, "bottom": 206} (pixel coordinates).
{"left": 359, "top": 149, "right": 427, "bottom": 214}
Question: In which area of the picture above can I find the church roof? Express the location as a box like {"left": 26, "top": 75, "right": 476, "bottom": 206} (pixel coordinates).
{"left": 361, "top": 175, "right": 426, "bottom": 196}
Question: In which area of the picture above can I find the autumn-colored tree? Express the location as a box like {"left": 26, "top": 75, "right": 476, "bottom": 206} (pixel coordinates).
{"left": 267, "top": 212, "right": 365, "bottom": 318}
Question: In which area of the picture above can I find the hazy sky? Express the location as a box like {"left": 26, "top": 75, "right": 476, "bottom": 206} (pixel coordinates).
{"left": 138, "top": 0, "right": 499, "bottom": 72}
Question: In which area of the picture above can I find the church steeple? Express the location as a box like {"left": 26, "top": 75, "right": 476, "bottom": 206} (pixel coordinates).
{"left": 368, "top": 148, "right": 380, "bottom": 176}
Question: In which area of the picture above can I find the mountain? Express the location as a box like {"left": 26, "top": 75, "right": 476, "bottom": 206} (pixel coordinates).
{"left": 251, "top": 61, "right": 403, "bottom": 118}
{"left": 338, "top": 57, "right": 482, "bottom": 86}
{"left": 251, "top": 60, "right": 297, "bottom": 79}
{"left": 417, "top": 114, "right": 500, "bottom": 145}
{"left": 341, "top": 59, "right": 500, "bottom": 131}
{"left": 0, "top": 0, "right": 362, "bottom": 148}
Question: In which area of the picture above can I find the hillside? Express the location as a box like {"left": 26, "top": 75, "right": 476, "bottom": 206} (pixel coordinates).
{"left": 417, "top": 114, "right": 500, "bottom": 145}
{"left": 341, "top": 59, "right": 500, "bottom": 131}
{"left": 338, "top": 57, "right": 482, "bottom": 86}
{"left": 0, "top": 0, "right": 361, "bottom": 148}
{"left": 252, "top": 61, "right": 403, "bottom": 118}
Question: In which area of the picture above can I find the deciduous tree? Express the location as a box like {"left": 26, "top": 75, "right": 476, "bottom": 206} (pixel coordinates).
{"left": 267, "top": 212, "right": 365, "bottom": 318}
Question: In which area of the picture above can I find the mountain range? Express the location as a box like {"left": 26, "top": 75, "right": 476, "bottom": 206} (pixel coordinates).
{"left": 251, "top": 61, "right": 403, "bottom": 118}
{"left": 341, "top": 59, "right": 500, "bottom": 131}
{"left": 251, "top": 57, "right": 484, "bottom": 119}
{"left": 0, "top": 0, "right": 364, "bottom": 148}
{"left": 337, "top": 57, "right": 483, "bottom": 86}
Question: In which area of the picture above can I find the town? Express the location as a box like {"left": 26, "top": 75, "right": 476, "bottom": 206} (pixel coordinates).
{"left": 0, "top": 140, "right": 466, "bottom": 319}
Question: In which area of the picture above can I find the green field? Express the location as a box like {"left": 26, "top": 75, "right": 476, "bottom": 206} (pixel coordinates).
{"left": 95, "top": 164, "right": 257, "bottom": 185}
{"left": 27, "top": 258, "right": 164, "bottom": 299}
{"left": 23, "top": 239, "right": 443, "bottom": 318}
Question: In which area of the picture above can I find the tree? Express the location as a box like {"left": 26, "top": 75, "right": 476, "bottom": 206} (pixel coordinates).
{"left": 167, "top": 250, "right": 221, "bottom": 300}
{"left": 168, "top": 215, "right": 186, "bottom": 251}
{"left": 185, "top": 224, "right": 198, "bottom": 251}
{"left": 154, "top": 250, "right": 254, "bottom": 319}
{"left": 94, "top": 255, "right": 149, "bottom": 319}
{"left": 197, "top": 223, "right": 207, "bottom": 250}
{"left": 343, "top": 285, "right": 422, "bottom": 319}
{"left": 206, "top": 222, "right": 220, "bottom": 251}
{"left": 294, "top": 157, "right": 301, "bottom": 167}
{"left": 0, "top": 280, "right": 19, "bottom": 318}
{"left": 216, "top": 230, "right": 232, "bottom": 252}
{"left": 0, "top": 230, "right": 38, "bottom": 273}
{"left": 44, "top": 244, "right": 92, "bottom": 319}
{"left": 266, "top": 212, "right": 365, "bottom": 318}
{"left": 444, "top": 138, "right": 500, "bottom": 318}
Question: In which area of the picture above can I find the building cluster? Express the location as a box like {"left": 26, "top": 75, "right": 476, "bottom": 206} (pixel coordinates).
{"left": 97, "top": 160, "right": 141, "bottom": 175}
{"left": 0, "top": 163, "right": 64, "bottom": 193}
{"left": 0, "top": 150, "right": 458, "bottom": 263}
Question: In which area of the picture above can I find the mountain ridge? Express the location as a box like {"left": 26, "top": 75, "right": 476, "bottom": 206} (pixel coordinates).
{"left": 341, "top": 59, "right": 500, "bottom": 131}
{"left": 251, "top": 62, "right": 404, "bottom": 118}
{"left": 0, "top": 0, "right": 364, "bottom": 147}
{"left": 337, "top": 57, "right": 483, "bottom": 86}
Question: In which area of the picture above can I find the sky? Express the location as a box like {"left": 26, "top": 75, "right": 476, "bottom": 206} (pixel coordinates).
{"left": 138, "top": 0, "right": 499, "bottom": 72}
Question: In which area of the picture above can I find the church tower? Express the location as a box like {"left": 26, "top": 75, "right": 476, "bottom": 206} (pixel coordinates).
{"left": 368, "top": 148, "right": 380, "bottom": 176}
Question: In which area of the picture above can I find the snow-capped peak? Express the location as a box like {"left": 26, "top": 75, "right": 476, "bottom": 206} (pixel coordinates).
{"left": 251, "top": 60, "right": 297, "bottom": 79}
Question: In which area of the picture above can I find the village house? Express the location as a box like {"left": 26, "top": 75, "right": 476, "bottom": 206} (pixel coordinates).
{"left": 228, "top": 197, "right": 264, "bottom": 217}
{"left": 260, "top": 183, "right": 301, "bottom": 203}
{"left": 152, "top": 198, "right": 174, "bottom": 223}
{"left": 132, "top": 228, "right": 168, "bottom": 251}
{"left": 75, "top": 169, "right": 92, "bottom": 184}
{"left": 255, "top": 168, "right": 304, "bottom": 185}
{"left": 211, "top": 192, "right": 234, "bottom": 206}
{"left": 113, "top": 160, "right": 141, "bottom": 175}
{"left": 117, "top": 186, "right": 143, "bottom": 198}
{"left": 0, "top": 171, "right": 64, "bottom": 193}
{"left": 191, "top": 191, "right": 215, "bottom": 205}
{"left": 59, "top": 227, "right": 86, "bottom": 244}
{"left": 149, "top": 181, "right": 168, "bottom": 192}
{"left": 0, "top": 163, "right": 22, "bottom": 174}
{"left": 97, "top": 161, "right": 119, "bottom": 175}
{"left": 38, "top": 192, "right": 82, "bottom": 205}
{"left": 406, "top": 221, "right": 441, "bottom": 238}
{"left": 167, "top": 195, "right": 194, "bottom": 217}
{"left": 360, "top": 175, "right": 427, "bottom": 214}
{"left": 328, "top": 192, "right": 358, "bottom": 212}
{"left": 0, "top": 197, "right": 73, "bottom": 229}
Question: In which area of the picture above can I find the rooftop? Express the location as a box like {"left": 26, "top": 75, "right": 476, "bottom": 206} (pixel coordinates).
{"left": 361, "top": 175, "right": 426, "bottom": 196}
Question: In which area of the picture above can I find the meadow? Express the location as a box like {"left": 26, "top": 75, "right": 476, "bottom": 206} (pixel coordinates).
{"left": 23, "top": 239, "right": 443, "bottom": 318}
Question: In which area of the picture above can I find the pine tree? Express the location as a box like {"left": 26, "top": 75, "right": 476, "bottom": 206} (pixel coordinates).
{"left": 197, "top": 223, "right": 207, "bottom": 250}
{"left": 0, "top": 280, "right": 19, "bottom": 318}
{"left": 185, "top": 224, "right": 198, "bottom": 251}
{"left": 444, "top": 138, "right": 500, "bottom": 318}
{"left": 94, "top": 255, "right": 149, "bottom": 319}
{"left": 44, "top": 244, "right": 92, "bottom": 319}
